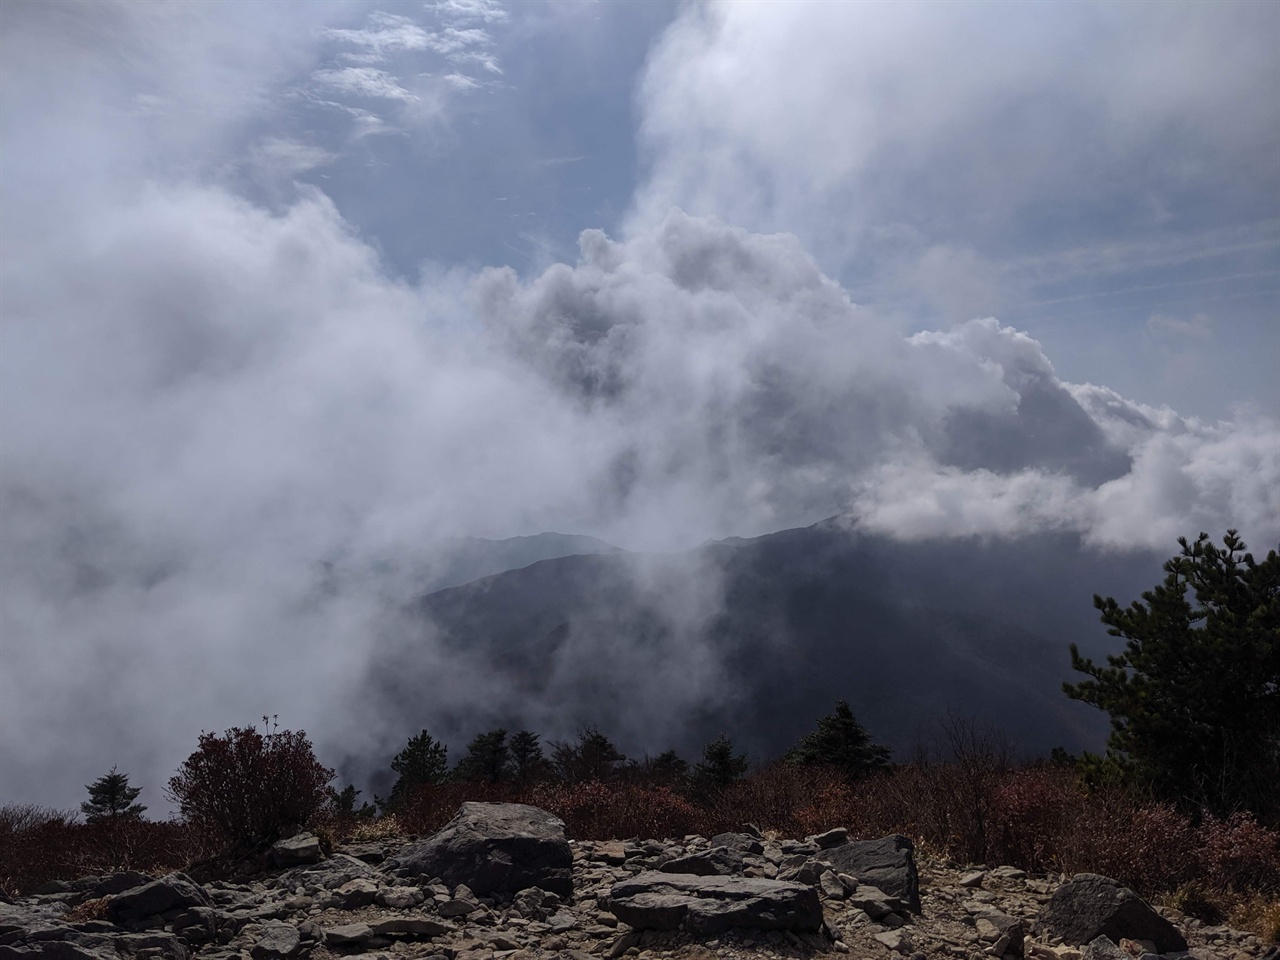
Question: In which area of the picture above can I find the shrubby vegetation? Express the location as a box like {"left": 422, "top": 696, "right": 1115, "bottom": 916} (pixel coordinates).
{"left": 165, "top": 718, "right": 334, "bottom": 847}
{"left": 2, "top": 531, "right": 1276, "bottom": 938}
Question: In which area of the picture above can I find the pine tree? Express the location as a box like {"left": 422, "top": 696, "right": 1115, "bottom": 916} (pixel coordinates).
{"left": 1065, "top": 530, "right": 1279, "bottom": 819}
{"left": 453, "top": 728, "right": 510, "bottom": 783}
{"left": 387, "top": 730, "right": 448, "bottom": 808}
{"left": 550, "top": 726, "right": 626, "bottom": 783}
{"left": 508, "top": 730, "right": 553, "bottom": 784}
{"left": 82, "top": 767, "right": 146, "bottom": 823}
{"left": 786, "top": 700, "right": 891, "bottom": 781}
{"left": 693, "top": 735, "right": 748, "bottom": 788}
{"left": 642, "top": 749, "right": 689, "bottom": 786}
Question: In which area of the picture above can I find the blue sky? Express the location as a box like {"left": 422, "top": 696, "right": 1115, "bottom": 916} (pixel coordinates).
{"left": 1, "top": 0, "right": 1277, "bottom": 807}
{"left": 167, "top": 0, "right": 1279, "bottom": 421}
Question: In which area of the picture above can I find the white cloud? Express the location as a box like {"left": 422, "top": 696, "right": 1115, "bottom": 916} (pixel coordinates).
{"left": 323, "top": 12, "right": 433, "bottom": 60}
{"left": 1146, "top": 311, "right": 1214, "bottom": 342}
{"left": 630, "top": 2, "right": 1280, "bottom": 307}
{"left": 3, "top": 0, "right": 1276, "bottom": 811}
{"left": 248, "top": 136, "right": 337, "bottom": 178}
{"left": 312, "top": 66, "right": 417, "bottom": 101}
{"left": 433, "top": 0, "right": 509, "bottom": 24}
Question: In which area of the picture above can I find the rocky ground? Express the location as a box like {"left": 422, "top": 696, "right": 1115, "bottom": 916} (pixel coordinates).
{"left": 1, "top": 804, "right": 1271, "bottom": 960}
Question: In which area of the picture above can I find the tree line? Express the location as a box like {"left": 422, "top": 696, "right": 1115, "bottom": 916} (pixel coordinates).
{"left": 83, "top": 529, "right": 1278, "bottom": 846}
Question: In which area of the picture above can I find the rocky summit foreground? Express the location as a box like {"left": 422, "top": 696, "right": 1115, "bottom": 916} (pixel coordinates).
{"left": 0, "top": 803, "right": 1270, "bottom": 960}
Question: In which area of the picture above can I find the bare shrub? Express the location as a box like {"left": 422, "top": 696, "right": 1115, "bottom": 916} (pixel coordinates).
{"left": 1198, "top": 813, "right": 1280, "bottom": 893}
{"left": 534, "top": 782, "right": 700, "bottom": 840}
{"left": 989, "top": 765, "right": 1087, "bottom": 868}
{"left": 0, "top": 805, "right": 190, "bottom": 896}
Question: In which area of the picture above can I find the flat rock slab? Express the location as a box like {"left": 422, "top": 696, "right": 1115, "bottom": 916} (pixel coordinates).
{"left": 820, "top": 835, "right": 921, "bottom": 914}
{"left": 657, "top": 847, "right": 744, "bottom": 877}
{"left": 1037, "top": 874, "right": 1187, "bottom": 954}
{"left": 608, "top": 871, "right": 822, "bottom": 936}
{"left": 386, "top": 802, "right": 573, "bottom": 899}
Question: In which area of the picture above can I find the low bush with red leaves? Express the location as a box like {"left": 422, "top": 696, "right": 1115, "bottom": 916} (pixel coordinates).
{"left": 0, "top": 805, "right": 191, "bottom": 897}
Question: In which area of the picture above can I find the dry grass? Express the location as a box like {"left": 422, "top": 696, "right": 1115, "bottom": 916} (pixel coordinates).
{"left": 1229, "top": 894, "right": 1280, "bottom": 944}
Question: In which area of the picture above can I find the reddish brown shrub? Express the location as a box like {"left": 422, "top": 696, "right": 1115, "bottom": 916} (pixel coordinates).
{"left": 1056, "top": 796, "right": 1198, "bottom": 894}
{"left": 394, "top": 781, "right": 517, "bottom": 836}
{"left": 532, "top": 782, "right": 700, "bottom": 840}
{"left": 166, "top": 725, "right": 334, "bottom": 846}
{"left": 0, "top": 805, "right": 191, "bottom": 897}
{"left": 989, "top": 765, "right": 1087, "bottom": 869}
{"left": 1198, "top": 813, "right": 1280, "bottom": 893}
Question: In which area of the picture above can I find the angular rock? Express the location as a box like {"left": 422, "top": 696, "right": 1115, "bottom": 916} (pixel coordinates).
{"left": 607, "top": 872, "right": 823, "bottom": 935}
{"left": 171, "top": 907, "right": 227, "bottom": 944}
{"left": 320, "top": 923, "right": 373, "bottom": 948}
{"left": 91, "top": 874, "right": 152, "bottom": 898}
{"left": 114, "top": 932, "right": 190, "bottom": 960}
{"left": 813, "top": 828, "right": 849, "bottom": 850}
{"left": 818, "top": 870, "right": 847, "bottom": 900}
{"left": 386, "top": 803, "right": 573, "bottom": 899}
{"left": 657, "top": 848, "right": 744, "bottom": 877}
{"left": 975, "top": 910, "right": 1026, "bottom": 959}
{"left": 1080, "top": 936, "right": 1127, "bottom": 959}
{"left": 437, "top": 899, "right": 478, "bottom": 918}
{"left": 821, "top": 835, "right": 921, "bottom": 914}
{"left": 249, "top": 922, "right": 300, "bottom": 960}
{"left": 1038, "top": 874, "right": 1187, "bottom": 954}
{"left": 332, "top": 879, "right": 377, "bottom": 910}
{"left": 874, "top": 929, "right": 905, "bottom": 952}
{"left": 268, "top": 835, "right": 323, "bottom": 869}
{"left": 368, "top": 918, "right": 449, "bottom": 939}
{"left": 846, "top": 884, "right": 904, "bottom": 921}
{"left": 106, "top": 875, "right": 211, "bottom": 926}
{"left": 709, "top": 833, "right": 764, "bottom": 856}
{"left": 373, "top": 887, "right": 421, "bottom": 909}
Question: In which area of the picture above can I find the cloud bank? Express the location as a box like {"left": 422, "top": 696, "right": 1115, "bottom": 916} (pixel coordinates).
{"left": 1, "top": 0, "right": 1276, "bottom": 808}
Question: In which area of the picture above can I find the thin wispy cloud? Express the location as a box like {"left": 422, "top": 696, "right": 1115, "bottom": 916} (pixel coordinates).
{"left": 312, "top": 66, "right": 418, "bottom": 102}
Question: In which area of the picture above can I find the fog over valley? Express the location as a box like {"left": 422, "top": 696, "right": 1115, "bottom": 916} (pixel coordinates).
{"left": 1, "top": 0, "right": 1276, "bottom": 810}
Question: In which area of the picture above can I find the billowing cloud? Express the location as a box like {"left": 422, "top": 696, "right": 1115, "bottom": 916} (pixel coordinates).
{"left": 632, "top": 2, "right": 1279, "bottom": 268}
{"left": 630, "top": 1, "right": 1280, "bottom": 422}
{"left": 4, "top": 185, "right": 1276, "bottom": 808}
{"left": 1, "top": 0, "right": 1275, "bottom": 810}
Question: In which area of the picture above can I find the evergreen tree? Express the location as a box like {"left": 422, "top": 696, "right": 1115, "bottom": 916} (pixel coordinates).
{"left": 328, "top": 783, "right": 374, "bottom": 818}
{"left": 453, "top": 728, "right": 510, "bottom": 783}
{"left": 1065, "top": 530, "right": 1279, "bottom": 819}
{"left": 640, "top": 749, "right": 689, "bottom": 786}
{"left": 550, "top": 726, "right": 626, "bottom": 783}
{"left": 508, "top": 730, "right": 553, "bottom": 784}
{"left": 693, "top": 735, "right": 748, "bottom": 788}
{"left": 786, "top": 700, "right": 891, "bottom": 781}
{"left": 81, "top": 767, "right": 146, "bottom": 823}
{"left": 388, "top": 730, "right": 448, "bottom": 808}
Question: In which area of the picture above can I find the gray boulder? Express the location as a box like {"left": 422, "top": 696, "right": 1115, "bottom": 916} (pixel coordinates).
{"left": 268, "top": 835, "right": 323, "bottom": 869}
{"left": 708, "top": 833, "right": 764, "bottom": 855}
{"left": 106, "top": 875, "right": 211, "bottom": 926}
{"left": 607, "top": 872, "right": 822, "bottom": 935}
{"left": 1037, "top": 874, "right": 1186, "bottom": 954}
{"left": 385, "top": 802, "right": 573, "bottom": 899}
{"left": 91, "top": 874, "right": 152, "bottom": 898}
{"left": 248, "top": 923, "right": 300, "bottom": 960}
{"left": 658, "top": 847, "right": 744, "bottom": 877}
{"left": 820, "top": 835, "right": 921, "bottom": 914}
